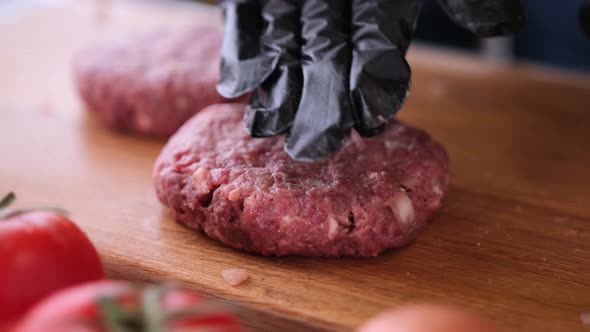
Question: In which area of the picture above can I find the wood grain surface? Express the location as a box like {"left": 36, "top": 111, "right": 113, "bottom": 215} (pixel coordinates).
{"left": 1, "top": 1, "right": 589, "bottom": 331}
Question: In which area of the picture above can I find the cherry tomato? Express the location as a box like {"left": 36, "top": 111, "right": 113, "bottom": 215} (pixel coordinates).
{"left": 0, "top": 192, "right": 105, "bottom": 325}
{"left": 12, "top": 280, "right": 243, "bottom": 332}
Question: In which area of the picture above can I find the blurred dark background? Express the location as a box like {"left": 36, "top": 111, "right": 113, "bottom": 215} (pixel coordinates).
{"left": 410, "top": 0, "right": 590, "bottom": 72}
{"left": 197, "top": 0, "right": 590, "bottom": 72}
{"left": 4, "top": 0, "right": 587, "bottom": 73}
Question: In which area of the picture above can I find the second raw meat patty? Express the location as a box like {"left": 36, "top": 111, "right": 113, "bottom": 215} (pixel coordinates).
{"left": 73, "top": 25, "right": 242, "bottom": 137}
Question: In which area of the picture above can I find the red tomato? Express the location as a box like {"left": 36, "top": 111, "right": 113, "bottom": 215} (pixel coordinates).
{"left": 0, "top": 193, "right": 104, "bottom": 325}
{"left": 12, "top": 280, "right": 243, "bottom": 332}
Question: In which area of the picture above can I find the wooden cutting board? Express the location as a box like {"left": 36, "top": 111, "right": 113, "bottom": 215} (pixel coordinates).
{"left": 1, "top": 1, "right": 589, "bottom": 331}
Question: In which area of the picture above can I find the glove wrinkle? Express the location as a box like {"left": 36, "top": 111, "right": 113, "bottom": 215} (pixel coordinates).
{"left": 217, "top": 0, "right": 279, "bottom": 98}
{"left": 245, "top": 66, "right": 302, "bottom": 137}
{"left": 350, "top": 0, "right": 419, "bottom": 137}
{"left": 285, "top": 0, "right": 354, "bottom": 162}
{"left": 245, "top": 0, "right": 303, "bottom": 137}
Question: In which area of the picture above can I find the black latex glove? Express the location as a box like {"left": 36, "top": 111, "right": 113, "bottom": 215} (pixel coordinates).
{"left": 217, "top": 0, "right": 525, "bottom": 162}
{"left": 582, "top": 0, "right": 590, "bottom": 38}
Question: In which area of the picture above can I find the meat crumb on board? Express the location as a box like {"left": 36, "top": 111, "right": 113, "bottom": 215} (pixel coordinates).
{"left": 581, "top": 312, "right": 590, "bottom": 327}
{"left": 221, "top": 268, "right": 248, "bottom": 286}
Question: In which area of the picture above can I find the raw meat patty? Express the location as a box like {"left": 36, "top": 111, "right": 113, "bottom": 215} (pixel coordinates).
{"left": 73, "top": 25, "right": 240, "bottom": 137}
{"left": 154, "top": 103, "right": 450, "bottom": 257}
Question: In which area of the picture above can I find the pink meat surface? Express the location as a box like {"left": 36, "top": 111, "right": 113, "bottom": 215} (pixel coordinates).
{"left": 154, "top": 103, "right": 450, "bottom": 257}
{"left": 73, "top": 25, "right": 243, "bottom": 137}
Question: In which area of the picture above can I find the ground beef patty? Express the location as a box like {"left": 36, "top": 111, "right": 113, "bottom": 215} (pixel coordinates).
{"left": 73, "top": 25, "right": 239, "bottom": 137}
{"left": 154, "top": 104, "right": 450, "bottom": 257}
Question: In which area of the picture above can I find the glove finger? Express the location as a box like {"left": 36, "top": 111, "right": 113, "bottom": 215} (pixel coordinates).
{"left": 350, "top": 0, "right": 420, "bottom": 137}
{"left": 285, "top": 0, "right": 354, "bottom": 162}
{"left": 245, "top": 0, "right": 303, "bottom": 137}
{"left": 217, "top": 0, "right": 278, "bottom": 98}
{"left": 437, "top": 0, "right": 525, "bottom": 37}
{"left": 581, "top": 0, "right": 590, "bottom": 38}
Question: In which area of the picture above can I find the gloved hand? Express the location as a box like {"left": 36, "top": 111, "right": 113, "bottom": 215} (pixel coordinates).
{"left": 217, "top": 0, "right": 525, "bottom": 162}
{"left": 582, "top": 0, "right": 590, "bottom": 38}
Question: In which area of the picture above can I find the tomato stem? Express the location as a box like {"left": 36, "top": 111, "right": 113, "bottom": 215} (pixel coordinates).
{"left": 97, "top": 297, "right": 132, "bottom": 332}
{"left": 0, "top": 192, "right": 16, "bottom": 211}
{"left": 96, "top": 284, "right": 236, "bottom": 332}
{"left": 141, "top": 284, "right": 168, "bottom": 332}
{"left": 0, "top": 192, "right": 69, "bottom": 219}
{"left": 0, "top": 207, "right": 69, "bottom": 219}
{"left": 97, "top": 296, "right": 139, "bottom": 332}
